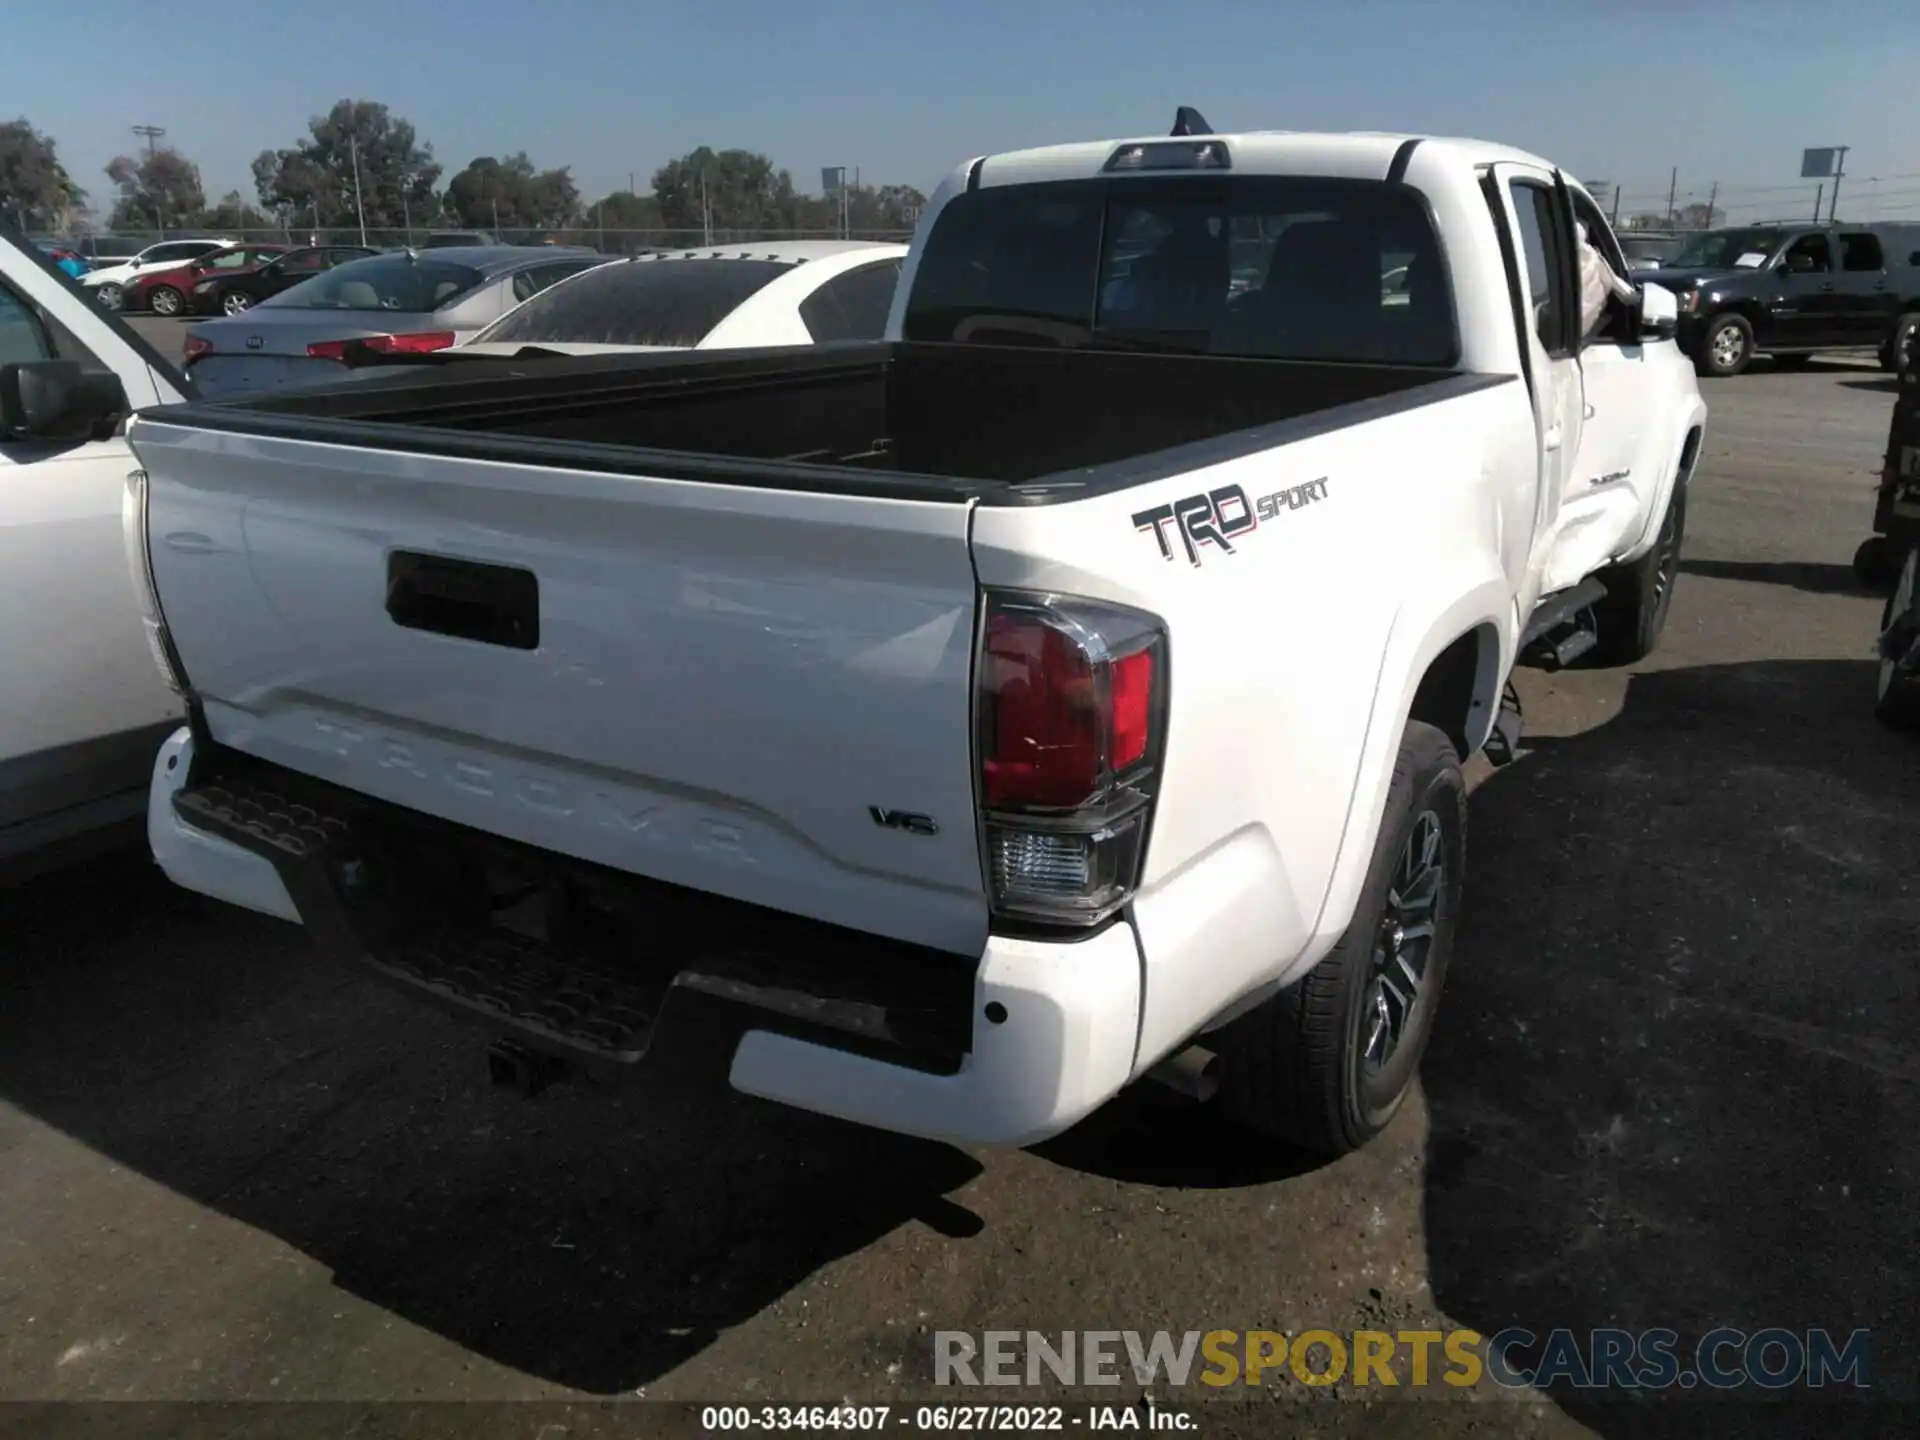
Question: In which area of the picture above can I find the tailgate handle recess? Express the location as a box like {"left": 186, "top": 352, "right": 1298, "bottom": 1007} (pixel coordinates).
{"left": 386, "top": 551, "right": 539, "bottom": 650}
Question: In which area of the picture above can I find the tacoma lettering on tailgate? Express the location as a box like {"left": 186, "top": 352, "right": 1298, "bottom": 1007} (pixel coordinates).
{"left": 308, "top": 717, "right": 754, "bottom": 861}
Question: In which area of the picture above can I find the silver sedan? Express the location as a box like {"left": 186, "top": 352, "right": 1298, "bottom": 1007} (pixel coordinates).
{"left": 180, "top": 245, "right": 608, "bottom": 398}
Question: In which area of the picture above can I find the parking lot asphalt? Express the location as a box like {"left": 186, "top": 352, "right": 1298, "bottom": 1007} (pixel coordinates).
{"left": 3, "top": 341, "right": 1916, "bottom": 1437}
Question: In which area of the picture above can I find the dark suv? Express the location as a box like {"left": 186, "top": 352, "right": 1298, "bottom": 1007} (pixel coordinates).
{"left": 1633, "top": 222, "right": 1920, "bottom": 377}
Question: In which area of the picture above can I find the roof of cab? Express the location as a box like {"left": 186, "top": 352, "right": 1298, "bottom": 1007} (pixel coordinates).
{"left": 971, "top": 130, "right": 1564, "bottom": 190}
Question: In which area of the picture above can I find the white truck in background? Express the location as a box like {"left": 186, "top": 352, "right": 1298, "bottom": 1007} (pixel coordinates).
{"left": 82, "top": 117, "right": 1704, "bottom": 1158}
{"left": 0, "top": 222, "right": 188, "bottom": 870}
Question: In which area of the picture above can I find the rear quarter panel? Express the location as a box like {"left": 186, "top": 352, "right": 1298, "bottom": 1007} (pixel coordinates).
{"left": 969, "top": 377, "right": 1532, "bottom": 1069}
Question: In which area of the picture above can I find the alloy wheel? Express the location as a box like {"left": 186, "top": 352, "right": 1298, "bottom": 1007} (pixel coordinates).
{"left": 1363, "top": 810, "right": 1444, "bottom": 1073}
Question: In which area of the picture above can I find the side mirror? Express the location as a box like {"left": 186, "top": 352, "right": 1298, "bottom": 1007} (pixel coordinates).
{"left": 1637, "top": 282, "right": 1679, "bottom": 341}
{"left": 0, "top": 361, "right": 130, "bottom": 441}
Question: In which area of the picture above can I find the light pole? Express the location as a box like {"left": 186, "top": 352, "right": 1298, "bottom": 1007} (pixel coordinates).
{"left": 348, "top": 133, "right": 369, "bottom": 246}
{"left": 132, "top": 124, "right": 166, "bottom": 235}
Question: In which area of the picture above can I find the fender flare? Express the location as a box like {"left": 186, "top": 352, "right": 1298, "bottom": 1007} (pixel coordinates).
{"left": 1298, "top": 569, "right": 1515, "bottom": 966}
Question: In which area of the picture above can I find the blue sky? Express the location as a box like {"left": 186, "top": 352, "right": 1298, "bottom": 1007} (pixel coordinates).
{"left": 11, "top": 0, "right": 1920, "bottom": 223}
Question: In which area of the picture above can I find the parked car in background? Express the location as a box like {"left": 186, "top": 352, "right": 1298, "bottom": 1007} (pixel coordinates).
{"left": 0, "top": 222, "right": 189, "bottom": 874}
{"left": 34, "top": 242, "right": 89, "bottom": 278}
{"left": 1620, "top": 235, "right": 1671, "bottom": 268}
{"left": 1632, "top": 221, "right": 1920, "bottom": 376}
{"left": 68, "top": 234, "right": 147, "bottom": 270}
{"left": 187, "top": 244, "right": 381, "bottom": 316}
{"left": 123, "top": 243, "right": 291, "bottom": 316}
{"left": 456, "top": 240, "right": 909, "bottom": 357}
{"left": 81, "top": 237, "right": 234, "bottom": 310}
{"left": 181, "top": 245, "right": 605, "bottom": 396}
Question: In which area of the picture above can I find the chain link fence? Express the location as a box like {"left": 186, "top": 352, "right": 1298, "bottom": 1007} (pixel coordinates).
{"left": 27, "top": 226, "right": 918, "bottom": 257}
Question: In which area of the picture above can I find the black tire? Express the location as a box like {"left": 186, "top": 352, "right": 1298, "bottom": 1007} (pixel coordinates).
{"left": 1214, "top": 721, "right": 1466, "bottom": 1158}
{"left": 148, "top": 285, "right": 183, "bottom": 317}
{"left": 1855, "top": 535, "right": 1893, "bottom": 588}
{"left": 1591, "top": 472, "right": 1688, "bottom": 665}
{"left": 1874, "top": 545, "right": 1920, "bottom": 730}
{"left": 1880, "top": 313, "right": 1918, "bottom": 375}
{"left": 1772, "top": 353, "right": 1814, "bottom": 370}
{"left": 1694, "top": 313, "right": 1753, "bottom": 377}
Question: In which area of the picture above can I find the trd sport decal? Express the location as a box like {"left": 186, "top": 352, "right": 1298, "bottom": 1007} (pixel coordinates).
{"left": 1132, "top": 477, "right": 1331, "bottom": 566}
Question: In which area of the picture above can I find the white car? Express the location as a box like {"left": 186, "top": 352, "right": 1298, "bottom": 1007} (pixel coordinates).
{"left": 457, "top": 240, "right": 909, "bottom": 356}
{"left": 81, "top": 237, "right": 235, "bottom": 311}
{"left": 0, "top": 227, "right": 188, "bottom": 868}
{"left": 123, "top": 122, "right": 1705, "bottom": 1159}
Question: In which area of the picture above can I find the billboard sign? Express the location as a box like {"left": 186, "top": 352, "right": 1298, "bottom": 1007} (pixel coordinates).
{"left": 1801, "top": 148, "right": 1843, "bottom": 179}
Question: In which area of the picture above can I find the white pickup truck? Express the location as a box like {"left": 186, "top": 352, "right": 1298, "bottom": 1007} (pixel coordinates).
{"left": 104, "top": 120, "right": 1705, "bottom": 1157}
{"left": 0, "top": 223, "right": 188, "bottom": 868}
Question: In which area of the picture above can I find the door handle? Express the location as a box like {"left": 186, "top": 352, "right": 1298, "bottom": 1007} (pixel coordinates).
{"left": 1819, "top": 283, "right": 1836, "bottom": 292}
{"left": 1583, "top": 403, "right": 1596, "bottom": 420}
{"left": 1874, "top": 281, "right": 1888, "bottom": 291}
{"left": 1544, "top": 424, "right": 1563, "bottom": 452}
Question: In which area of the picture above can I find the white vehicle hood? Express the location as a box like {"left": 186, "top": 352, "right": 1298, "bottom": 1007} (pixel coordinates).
{"left": 82, "top": 261, "right": 140, "bottom": 287}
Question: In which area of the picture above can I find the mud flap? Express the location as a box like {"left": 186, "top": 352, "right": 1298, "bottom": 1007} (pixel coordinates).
{"left": 1481, "top": 680, "right": 1525, "bottom": 768}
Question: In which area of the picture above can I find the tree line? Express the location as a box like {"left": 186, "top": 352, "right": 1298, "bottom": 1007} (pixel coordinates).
{"left": 0, "top": 102, "right": 926, "bottom": 246}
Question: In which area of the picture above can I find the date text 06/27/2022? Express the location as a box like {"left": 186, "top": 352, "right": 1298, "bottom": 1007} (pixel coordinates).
{"left": 698, "top": 1403, "right": 1194, "bottom": 1432}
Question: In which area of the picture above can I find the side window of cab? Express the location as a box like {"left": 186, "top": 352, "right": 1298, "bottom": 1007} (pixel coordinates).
{"left": 1568, "top": 187, "right": 1635, "bottom": 347}
{"left": 0, "top": 277, "right": 111, "bottom": 375}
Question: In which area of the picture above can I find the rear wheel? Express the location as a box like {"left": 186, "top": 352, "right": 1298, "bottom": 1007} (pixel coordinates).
{"left": 1855, "top": 535, "right": 1894, "bottom": 588}
{"left": 1214, "top": 721, "right": 1465, "bottom": 1158}
{"left": 1695, "top": 313, "right": 1753, "bottom": 377}
{"left": 1881, "top": 313, "right": 1919, "bottom": 375}
{"left": 1875, "top": 545, "right": 1920, "bottom": 730}
{"left": 148, "top": 286, "right": 183, "bottom": 317}
{"left": 222, "top": 291, "right": 254, "bottom": 316}
{"left": 1592, "top": 473, "right": 1688, "bottom": 665}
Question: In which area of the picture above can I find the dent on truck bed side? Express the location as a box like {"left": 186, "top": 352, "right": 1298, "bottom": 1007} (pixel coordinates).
{"left": 968, "top": 373, "right": 1524, "bottom": 1069}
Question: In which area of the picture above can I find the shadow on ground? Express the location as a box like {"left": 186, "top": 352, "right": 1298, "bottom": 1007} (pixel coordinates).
{"left": 1837, "top": 376, "right": 1899, "bottom": 396}
{"left": 1421, "top": 659, "right": 1920, "bottom": 1436}
{"left": 0, "top": 853, "right": 983, "bottom": 1394}
{"left": 1030, "top": 1079, "right": 1320, "bottom": 1189}
{"left": 1679, "top": 558, "right": 1869, "bottom": 597}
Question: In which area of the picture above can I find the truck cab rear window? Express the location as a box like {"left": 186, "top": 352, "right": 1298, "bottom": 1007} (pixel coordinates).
{"left": 903, "top": 177, "right": 1457, "bottom": 366}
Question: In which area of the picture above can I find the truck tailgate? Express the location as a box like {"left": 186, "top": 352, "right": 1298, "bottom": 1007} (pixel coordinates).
{"left": 128, "top": 418, "right": 991, "bottom": 956}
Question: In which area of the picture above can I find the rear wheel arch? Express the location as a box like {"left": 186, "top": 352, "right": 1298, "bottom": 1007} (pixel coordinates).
{"left": 1308, "top": 599, "right": 1507, "bottom": 953}
{"left": 1408, "top": 623, "right": 1503, "bottom": 762}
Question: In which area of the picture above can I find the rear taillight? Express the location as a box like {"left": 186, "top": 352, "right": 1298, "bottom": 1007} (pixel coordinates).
{"left": 306, "top": 331, "right": 456, "bottom": 361}
{"left": 975, "top": 590, "right": 1168, "bottom": 928}
{"left": 182, "top": 335, "right": 211, "bottom": 364}
{"left": 122, "top": 468, "right": 190, "bottom": 696}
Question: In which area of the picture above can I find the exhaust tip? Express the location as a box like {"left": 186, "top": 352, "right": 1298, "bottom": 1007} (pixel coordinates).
{"left": 487, "top": 1040, "right": 567, "bottom": 1097}
{"left": 1146, "top": 1044, "right": 1221, "bottom": 1103}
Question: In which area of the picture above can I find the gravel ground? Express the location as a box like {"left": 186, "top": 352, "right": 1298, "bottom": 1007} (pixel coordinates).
{"left": 3, "top": 345, "right": 1915, "bottom": 1439}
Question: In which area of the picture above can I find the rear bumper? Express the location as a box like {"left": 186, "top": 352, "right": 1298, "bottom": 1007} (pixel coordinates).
{"left": 146, "top": 727, "right": 1143, "bottom": 1148}
{"left": 729, "top": 926, "right": 1141, "bottom": 1149}
{"left": 149, "top": 728, "right": 300, "bottom": 923}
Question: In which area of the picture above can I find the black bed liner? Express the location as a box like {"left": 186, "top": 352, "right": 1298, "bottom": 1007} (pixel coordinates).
{"left": 143, "top": 341, "right": 1512, "bottom": 506}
